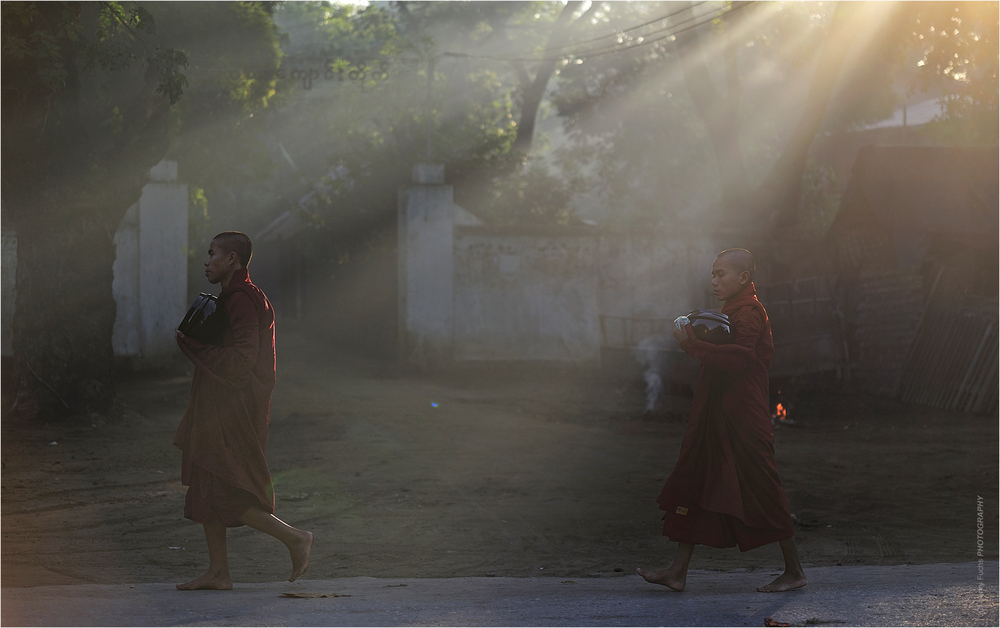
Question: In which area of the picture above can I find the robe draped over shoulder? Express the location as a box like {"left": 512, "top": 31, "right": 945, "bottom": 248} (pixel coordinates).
{"left": 655, "top": 282, "right": 795, "bottom": 551}
{"left": 173, "top": 268, "right": 276, "bottom": 526}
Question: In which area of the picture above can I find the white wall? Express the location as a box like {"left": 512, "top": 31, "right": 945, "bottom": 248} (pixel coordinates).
{"left": 453, "top": 230, "right": 601, "bottom": 362}
{"left": 397, "top": 181, "right": 455, "bottom": 365}
{"left": 599, "top": 232, "right": 719, "bottom": 322}
{"left": 450, "top": 230, "right": 720, "bottom": 363}
{"left": 449, "top": 228, "right": 723, "bottom": 363}
{"left": 398, "top": 172, "right": 732, "bottom": 366}
{"left": 112, "top": 160, "right": 188, "bottom": 362}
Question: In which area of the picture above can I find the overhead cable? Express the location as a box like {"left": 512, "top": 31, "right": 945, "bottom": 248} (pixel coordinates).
{"left": 444, "top": 2, "right": 742, "bottom": 64}
{"left": 523, "top": 1, "right": 709, "bottom": 57}
{"left": 538, "top": 3, "right": 729, "bottom": 61}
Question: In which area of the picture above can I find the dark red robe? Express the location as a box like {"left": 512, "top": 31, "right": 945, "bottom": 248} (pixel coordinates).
{"left": 174, "top": 268, "right": 276, "bottom": 526}
{"left": 656, "top": 282, "right": 795, "bottom": 551}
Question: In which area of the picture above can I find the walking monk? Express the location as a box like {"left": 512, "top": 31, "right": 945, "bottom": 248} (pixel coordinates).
{"left": 174, "top": 231, "right": 313, "bottom": 590}
{"left": 637, "top": 249, "right": 806, "bottom": 593}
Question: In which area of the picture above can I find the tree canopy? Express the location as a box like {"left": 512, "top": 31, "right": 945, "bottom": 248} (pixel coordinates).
{"left": 180, "top": 0, "right": 1000, "bottom": 294}
{"left": 2, "top": 1, "right": 283, "bottom": 421}
{"left": 4, "top": 0, "right": 996, "bottom": 421}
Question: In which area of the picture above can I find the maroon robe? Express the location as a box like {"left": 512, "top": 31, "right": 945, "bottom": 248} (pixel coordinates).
{"left": 656, "top": 282, "right": 795, "bottom": 551}
{"left": 174, "top": 268, "right": 276, "bottom": 526}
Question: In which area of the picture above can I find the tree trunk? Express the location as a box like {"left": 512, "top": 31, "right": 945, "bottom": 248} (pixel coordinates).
{"left": 454, "top": 2, "right": 588, "bottom": 215}
{"left": 759, "top": 1, "right": 863, "bottom": 228}
{"left": 510, "top": 0, "right": 584, "bottom": 158}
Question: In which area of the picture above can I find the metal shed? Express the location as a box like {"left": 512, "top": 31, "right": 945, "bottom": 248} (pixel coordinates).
{"left": 827, "top": 145, "right": 998, "bottom": 412}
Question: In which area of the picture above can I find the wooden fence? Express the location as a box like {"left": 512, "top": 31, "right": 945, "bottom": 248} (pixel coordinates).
{"left": 897, "top": 298, "right": 998, "bottom": 414}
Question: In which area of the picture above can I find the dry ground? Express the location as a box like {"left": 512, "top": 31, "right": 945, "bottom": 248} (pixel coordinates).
{"left": 2, "top": 326, "right": 997, "bottom": 588}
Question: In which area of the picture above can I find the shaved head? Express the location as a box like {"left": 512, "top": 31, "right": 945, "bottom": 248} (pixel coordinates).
{"left": 716, "top": 248, "right": 755, "bottom": 281}
{"left": 212, "top": 231, "right": 253, "bottom": 269}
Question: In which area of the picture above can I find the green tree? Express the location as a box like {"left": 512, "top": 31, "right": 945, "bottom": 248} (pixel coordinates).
{"left": 906, "top": 1, "right": 998, "bottom": 144}
{"left": 551, "top": 1, "right": 997, "bottom": 231}
{"left": 767, "top": 1, "right": 997, "bottom": 226}
{"left": 551, "top": 2, "right": 728, "bottom": 225}
{"left": 2, "top": 2, "right": 280, "bottom": 422}
{"left": 391, "top": 0, "right": 590, "bottom": 215}
{"left": 268, "top": 1, "right": 579, "bottom": 231}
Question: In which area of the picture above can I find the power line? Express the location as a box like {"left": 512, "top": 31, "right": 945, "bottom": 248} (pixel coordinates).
{"left": 523, "top": 1, "right": 709, "bottom": 57}
{"left": 448, "top": 4, "right": 728, "bottom": 63}
{"left": 270, "top": 3, "right": 741, "bottom": 78}
{"left": 444, "top": 3, "right": 741, "bottom": 64}
{"left": 541, "top": 3, "right": 729, "bottom": 61}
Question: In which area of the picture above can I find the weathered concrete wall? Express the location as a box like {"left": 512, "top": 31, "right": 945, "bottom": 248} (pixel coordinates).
{"left": 112, "top": 161, "right": 188, "bottom": 362}
{"left": 397, "top": 165, "right": 748, "bottom": 366}
{"left": 2, "top": 230, "right": 16, "bottom": 356}
{"left": 453, "top": 228, "right": 601, "bottom": 362}
{"left": 137, "top": 167, "right": 188, "bottom": 358}
{"left": 398, "top": 177, "right": 455, "bottom": 366}
{"left": 598, "top": 232, "right": 719, "bottom": 323}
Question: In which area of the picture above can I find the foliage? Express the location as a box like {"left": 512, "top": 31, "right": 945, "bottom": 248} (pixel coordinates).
{"left": 216, "top": 0, "right": 999, "bottom": 242}
{"left": 85, "top": 3, "right": 155, "bottom": 69}
{"left": 551, "top": 2, "right": 752, "bottom": 224}
{"left": 277, "top": 1, "right": 404, "bottom": 58}
{"left": 258, "top": 0, "right": 591, "bottom": 243}
{"left": 1, "top": 1, "right": 285, "bottom": 421}
{"left": 907, "top": 2, "right": 998, "bottom": 117}
{"left": 204, "top": 1, "right": 500, "bottom": 263}
{"left": 828, "top": 2, "right": 998, "bottom": 135}
{"left": 153, "top": 2, "right": 283, "bottom": 188}
{"left": 477, "top": 159, "right": 575, "bottom": 225}
{"left": 903, "top": 2, "right": 999, "bottom": 144}
{"left": 2, "top": 2, "right": 180, "bottom": 95}
{"left": 796, "top": 158, "right": 840, "bottom": 237}
{"left": 551, "top": 1, "right": 998, "bottom": 228}
{"left": 553, "top": 59, "right": 718, "bottom": 227}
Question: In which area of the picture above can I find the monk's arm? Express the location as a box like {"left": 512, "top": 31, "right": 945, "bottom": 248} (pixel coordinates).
{"left": 178, "top": 292, "right": 259, "bottom": 384}
{"left": 679, "top": 308, "right": 763, "bottom": 373}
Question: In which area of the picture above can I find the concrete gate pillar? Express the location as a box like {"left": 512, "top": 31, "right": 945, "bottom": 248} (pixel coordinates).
{"left": 398, "top": 164, "right": 454, "bottom": 366}
{"left": 112, "top": 160, "right": 188, "bottom": 365}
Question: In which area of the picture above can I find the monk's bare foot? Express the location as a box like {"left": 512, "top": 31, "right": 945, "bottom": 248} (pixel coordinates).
{"left": 176, "top": 572, "right": 233, "bottom": 591}
{"left": 288, "top": 530, "right": 313, "bottom": 582}
{"left": 757, "top": 570, "right": 807, "bottom": 592}
{"left": 636, "top": 567, "right": 686, "bottom": 591}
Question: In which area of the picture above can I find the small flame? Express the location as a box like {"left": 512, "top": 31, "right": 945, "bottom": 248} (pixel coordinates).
{"left": 773, "top": 402, "right": 787, "bottom": 422}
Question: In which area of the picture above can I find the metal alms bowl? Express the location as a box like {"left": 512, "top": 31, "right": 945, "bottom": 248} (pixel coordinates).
{"left": 178, "top": 293, "right": 224, "bottom": 345}
{"left": 685, "top": 309, "right": 731, "bottom": 344}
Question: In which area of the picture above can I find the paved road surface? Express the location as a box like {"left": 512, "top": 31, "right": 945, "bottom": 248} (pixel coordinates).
{"left": 3, "top": 562, "right": 997, "bottom": 626}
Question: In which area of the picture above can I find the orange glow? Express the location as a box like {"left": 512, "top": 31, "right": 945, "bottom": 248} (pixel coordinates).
{"left": 773, "top": 402, "right": 787, "bottom": 421}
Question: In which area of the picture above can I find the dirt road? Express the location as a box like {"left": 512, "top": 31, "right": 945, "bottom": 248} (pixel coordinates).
{"left": 2, "top": 327, "right": 997, "bottom": 588}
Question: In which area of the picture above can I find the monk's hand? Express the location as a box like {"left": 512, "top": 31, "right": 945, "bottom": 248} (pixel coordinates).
{"left": 175, "top": 329, "right": 185, "bottom": 340}
{"left": 672, "top": 324, "right": 695, "bottom": 344}
{"left": 671, "top": 326, "right": 687, "bottom": 343}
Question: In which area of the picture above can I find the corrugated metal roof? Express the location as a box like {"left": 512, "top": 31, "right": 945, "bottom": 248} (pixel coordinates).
{"left": 898, "top": 297, "right": 998, "bottom": 414}
{"left": 829, "top": 145, "right": 999, "bottom": 251}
